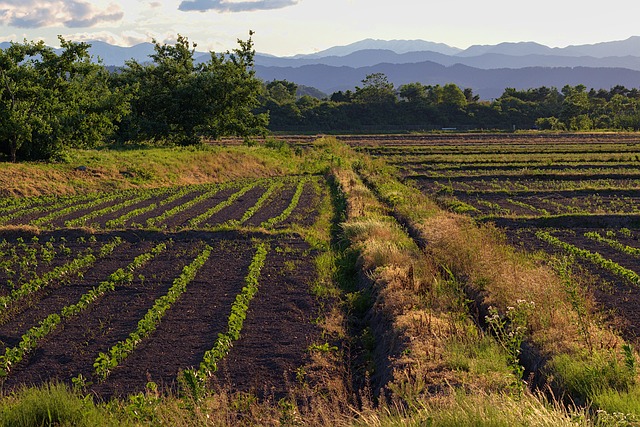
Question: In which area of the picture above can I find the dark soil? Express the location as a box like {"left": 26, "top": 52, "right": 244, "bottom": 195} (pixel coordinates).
{"left": 244, "top": 183, "right": 297, "bottom": 227}
{"left": 201, "top": 186, "right": 267, "bottom": 227}
{"left": 90, "top": 238, "right": 256, "bottom": 399}
{"left": 213, "top": 237, "right": 320, "bottom": 400}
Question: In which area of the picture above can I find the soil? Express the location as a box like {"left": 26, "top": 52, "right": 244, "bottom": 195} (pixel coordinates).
{"left": 212, "top": 237, "right": 319, "bottom": 400}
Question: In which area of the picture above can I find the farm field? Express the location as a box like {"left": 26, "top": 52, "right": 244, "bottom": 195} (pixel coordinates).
{"left": 4, "top": 137, "right": 640, "bottom": 425}
{"left": 0, "top": 174, "right": 328, "bottom": 400}
{"left": 357, "top": 133, "right": 640, "bottom": 344}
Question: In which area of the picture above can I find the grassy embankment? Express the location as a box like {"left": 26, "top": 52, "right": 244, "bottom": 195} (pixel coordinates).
{"left": 0, "top": 144, "right": 315, "bottom": 197}
{"left": 1, "top": 137, "right": 639, "bottom": 425}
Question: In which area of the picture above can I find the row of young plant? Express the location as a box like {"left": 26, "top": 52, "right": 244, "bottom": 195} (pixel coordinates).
{"left": 30, "top": 191, "right": 133, "bottom": 228}
{"left": 106, "top": 185, "right": 205, "bottom": 229}
{"left": 0, "top": 193, "right": 100, "bottom": 227}
{"left": 0, "top": 242, "right": 168, "bottom": 377}
{"left": 259, "top": 177, "right": 310, "bottom": 228}
{"left": 584, "top": 231, "right": 640, "bottom": 256}
{"left": 185, "top": 182, "right": 258, "bottom": 229}
{"left": 64, "top": 187, "right": 172, "bottom": 228}
{"left": 536, "top": 231, "right": 640, "bottom": 286}
{"left": 181, "top": 242, "right": 269, "bottom": 396}
{"left": 222, "top": 181, "right": 283, "bottom": 228}
{"left": 144, "top": 183, "right": 231, "bottom": 228}
{"left": 0, "top": 238, "right": 123, "bottom": 318}
{"left": 93, "top": 244, "right": 213, "bottom": 379}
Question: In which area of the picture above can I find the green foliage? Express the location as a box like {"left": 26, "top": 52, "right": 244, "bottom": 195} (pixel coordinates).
{"left": 0, "top": 383, "right": 118, "bottom": 427}
{"left": 116, "top": 33, "right": 268, "bottom": 145}
{"left": 548, "top": 351, "right": 637, "bottom": 405}
{"left": 0, "top": 37, "right": 129, "bottom": 162}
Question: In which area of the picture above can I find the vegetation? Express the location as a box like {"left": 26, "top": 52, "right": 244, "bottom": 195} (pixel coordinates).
{"left": 261, "top": 77, "right": 640, "bottom": 132}
{"left": 0, "top": 34, "right": 266, "bottom": 162}
{"left": 2, "top": 106, "right": 640, "bottom": 425}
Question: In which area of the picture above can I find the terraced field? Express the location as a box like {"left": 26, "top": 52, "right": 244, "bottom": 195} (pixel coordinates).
{"left": 0, "top": 175, "right": 326, "bottom": 399}
{"left": 357, "top": 134, "right": 640, "bottom": 343}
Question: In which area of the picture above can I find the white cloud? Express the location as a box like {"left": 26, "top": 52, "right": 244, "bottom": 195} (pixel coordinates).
{"left": 62, "top": 30, "right": 152, "bottom": 46}
{"left": 0, "top": 0, "right": 123, "bottom": 28}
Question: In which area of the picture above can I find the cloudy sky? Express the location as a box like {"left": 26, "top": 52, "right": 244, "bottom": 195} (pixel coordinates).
{"left": 0, "top": 0, "right": 637, "bottom": 56}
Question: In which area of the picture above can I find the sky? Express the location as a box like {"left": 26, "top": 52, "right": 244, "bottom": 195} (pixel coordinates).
{"left": 0, "top": 0, "right": 637, "bottom": 56}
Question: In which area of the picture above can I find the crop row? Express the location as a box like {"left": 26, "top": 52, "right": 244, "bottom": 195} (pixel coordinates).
{"left": 187, "top": 242, "right": 269, "bottom": 386}
{"left": 0, "top": 238, "right": 123, "bottom": 318}
{"left": 584, "top": 231, "right": 640, "bottom": 257}
{"left": 0, "top": 241, "right": 167, "bottom": 376}
{"left": 93, "top": 244, "right": 213, "bottom": 379}
{"left": 536, "top": 231, "right": 640, "bottom": 286}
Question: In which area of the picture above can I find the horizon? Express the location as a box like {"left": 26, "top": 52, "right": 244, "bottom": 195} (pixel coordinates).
{"left": 0, "top": 1, "right": 637, "bottom": 57}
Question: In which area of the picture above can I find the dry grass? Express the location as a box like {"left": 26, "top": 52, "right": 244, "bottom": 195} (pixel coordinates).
{"left": 332, "top": 166, "right": 519, "bottom": 408}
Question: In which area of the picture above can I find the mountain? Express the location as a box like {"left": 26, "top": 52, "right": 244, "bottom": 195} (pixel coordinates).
{"left": 255, "top": 50, "right": 640, "bottom": 71}
{"left": 86, "top": 41, "right": 156, "bottom": 65}
{"left": 293, "top": 38, "right": 462, "bottom": 58}
{"left": 457, "top": 37, "right": 640, "bottom": 58}
{"left": 254, "top": 61, "right": 640, "bottom": 100}
{"left": 3, "top": 36, "right": 640, "bottom": 99}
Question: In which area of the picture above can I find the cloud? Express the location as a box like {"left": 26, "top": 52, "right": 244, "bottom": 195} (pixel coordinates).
{"left": 178, "top": 0, "right": 300, "bottom": 13}
{"left": 63, "top": 30, "right": 151, "bottom": 47}
{"left": 0, "top": 0, "right": 123, "bottom": 28}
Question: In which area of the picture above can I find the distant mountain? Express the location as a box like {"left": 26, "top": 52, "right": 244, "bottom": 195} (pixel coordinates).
{"left": 254, "top": 61, "right": 640, "bottom": 100}
{"left": 294, "top": 38, "right": 462, "bottom": 58}
{"left": 87, "top": 41, "right": 156, "bottom": 65}
{"left": 255, "top": 50, "right": 640, "bottom": 71}
{"left": 457, "top": 37, "right": 640, "bottom": 58}
{"left": 4, "top": 36, "right": 640, "bottom": 99}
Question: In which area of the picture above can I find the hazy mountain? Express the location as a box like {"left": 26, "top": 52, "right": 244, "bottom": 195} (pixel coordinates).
{"left": 457, "top": 37, "right": 640, "bottom": 58}
{"left": 456, "top": 41, "right": 554, "bottom": 57}
{"left": 255, "top": 49, "right": 640, "bottom": 71}
{"left": 4, "top": 36, "right": 640, "bottom": 100}
{"left": 87, "top": 41, "right": 156, "bottom": 65}
{"left": 293, "top": 38, "right": 462, "bottom": 58}
{"left": 254, "top": 61, "right": 640, "bottom": 100}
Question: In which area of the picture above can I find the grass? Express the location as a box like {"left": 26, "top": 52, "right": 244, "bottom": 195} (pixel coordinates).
{"left": 0, "top": 143, "right": 325, "bottom": 197}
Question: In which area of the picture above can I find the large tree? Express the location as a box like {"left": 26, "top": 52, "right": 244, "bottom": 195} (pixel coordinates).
{"left": 117, "top": 33, "right": 268, "bottom": 144}
{"left": 0, "top": 38, "right": 124, "bottom": 161}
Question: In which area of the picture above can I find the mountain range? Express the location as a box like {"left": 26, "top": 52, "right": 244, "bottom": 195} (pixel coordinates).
{"left": 3, "top": 37, "right": 640, "bottom": 100}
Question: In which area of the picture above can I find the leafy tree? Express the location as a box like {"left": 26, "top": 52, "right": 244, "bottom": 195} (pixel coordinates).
{"left": 0, "top": 37, "right": 126, "bottom": 162}
{"left": 441, "top": 83, "right": 467, "bottom": 109}
{"left": 265, "top": 80, "right": 297, "bottom": 105}
{"left": 354, "top": 73, "right": 396, "bottom": 104}
{"left": 399, "top": 82, "right": 427, "bottom": 102}
{"left": 117, "top": 33, "right": 267, "bottom": 145}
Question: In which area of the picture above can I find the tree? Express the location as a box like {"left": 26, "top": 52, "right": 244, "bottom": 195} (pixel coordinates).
{"left": 354, "top": 73, "right": 396, "bottom": 104}
{"left": 0, "top": 37, "right": 125, "bottom": 162}
{"left": 441, "top": 83, "right": 467, "bottom": 109}
{"left": 399, "top": 82, "right": 427, "bottom": 103}
{"left": 117, "top": 32, "right": 267, "bottom": 144}
{"left": 266, "top": 80, "right": 297, "bottom": 105}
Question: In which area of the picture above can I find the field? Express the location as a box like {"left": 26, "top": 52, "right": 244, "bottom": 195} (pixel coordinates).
{"left": 0, "top": 175, "right": 328, "bottom": 401}
{"left": 357, "top": 133, "right": 640, "bottom": 344}
{"left": 3, "top": 136, "right": 640, "bottom": 425}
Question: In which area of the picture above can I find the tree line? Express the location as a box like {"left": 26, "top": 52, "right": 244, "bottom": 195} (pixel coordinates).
{"left": 261, "top": 73, "right": 640, "bottom": 133}
{"left": 3, "top": 35, "right": 640, "bottom": 162}
{"left": 0, "top": 34, "right": 266, "bottom": 162}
